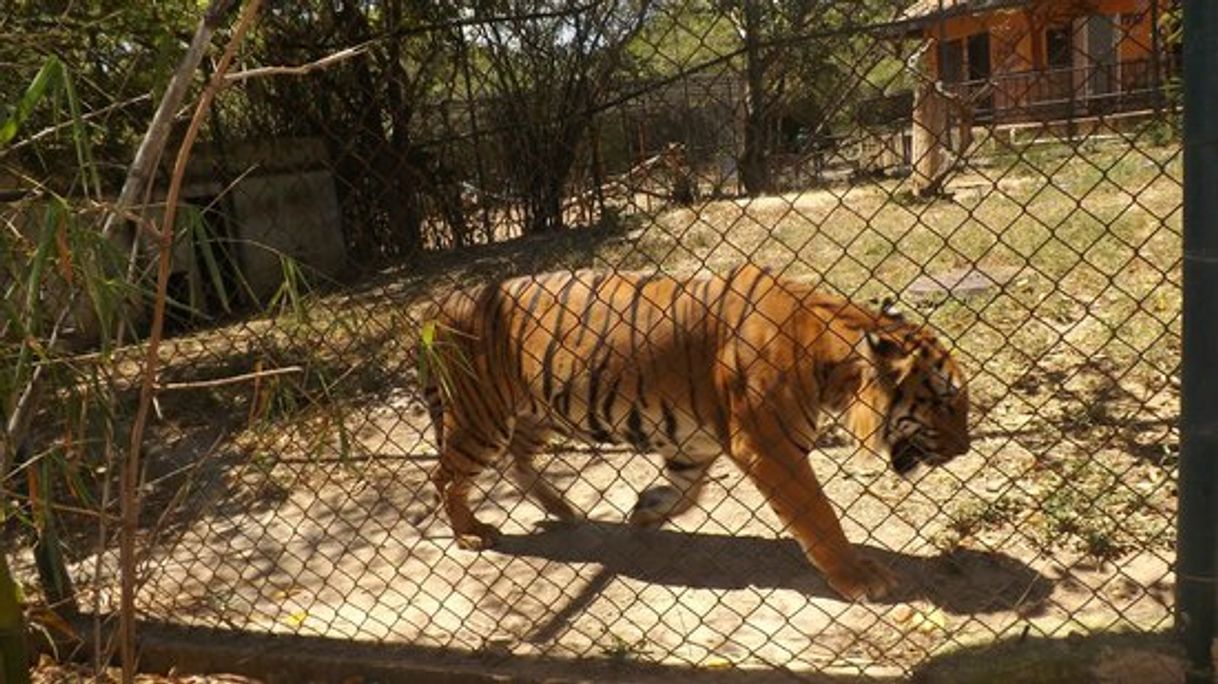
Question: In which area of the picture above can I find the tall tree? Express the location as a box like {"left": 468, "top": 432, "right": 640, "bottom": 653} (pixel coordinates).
{"left": 730, "top": 0, "right": 901, "bottom": 196}
{"left": 469, "top": 0, "right": 655, "bottom": 234}
{"left": 738, "top": 0, "right": 771, "bottom": 194}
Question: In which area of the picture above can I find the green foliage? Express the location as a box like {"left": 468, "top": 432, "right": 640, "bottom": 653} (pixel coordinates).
{"left": 177, "top": 206, "right": 243, "bottom": 318}
{"left": 0, "top": 57, "right": 61, "bottom": 148}
{"left": 0, "top": 54, "right": 100, "bottom": 198}
{"left": 416, "top": 319, "right": 475, "bottom": 405}
{"left": 268, "top": 256, "right": 313, "bottom": 322}
{"left": 1, "top": 2, "right": 200, "bottom": 190}
{"left": 626, "top": 0, "right": 737, "bottom": 77}
{"left": 1, "top": 50, "right": 149, "bottom": 620}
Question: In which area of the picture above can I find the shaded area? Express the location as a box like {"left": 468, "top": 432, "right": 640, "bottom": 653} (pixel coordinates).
{"left": 36, "top": 617, "right": 1189, "bottom": 684}
{"left": 496, "top": 520, "right": 1053, "bottom": 615}
{"left": 50, "top": 616, "right": 894, "bottom": 684}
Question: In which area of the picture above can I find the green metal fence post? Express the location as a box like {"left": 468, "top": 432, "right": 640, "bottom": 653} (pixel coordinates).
{"left": 1180, "top": 1, "right": 1218, "bottom": 682}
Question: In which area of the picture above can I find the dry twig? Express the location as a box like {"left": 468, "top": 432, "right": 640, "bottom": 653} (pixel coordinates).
{"left": 118, "top": 1, "right": 264, "bottom": 681}
{"left": 154, "top": 366, "right": 303, "bottom": 391}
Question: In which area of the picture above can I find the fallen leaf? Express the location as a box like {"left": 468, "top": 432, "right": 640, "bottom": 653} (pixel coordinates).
{"left": 283, "top": 610, "right": 308, "bottom": 627}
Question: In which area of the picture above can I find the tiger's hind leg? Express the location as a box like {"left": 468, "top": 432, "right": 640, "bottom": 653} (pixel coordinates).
{"left": 432, "top": 420, "right": 511, "bottom": 551}
{"left": 506, "top": 425, "right": 578, "bottom": 522}
{"left": 629, "top": 452, "right": 714, "bottom": 527}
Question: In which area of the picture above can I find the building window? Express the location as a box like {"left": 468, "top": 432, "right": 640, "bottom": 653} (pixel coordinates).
{"left": 941, "top": 39, "right": 964, "bottom": 83}
{"left": 1046, "top": 25, "right": 1074, "bottom": 69}
{"left": 966, "top": 32, "right": 992, "bottom": 81}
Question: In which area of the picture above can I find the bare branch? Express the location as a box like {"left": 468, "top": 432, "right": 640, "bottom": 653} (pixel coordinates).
{"left": 154, "top": 366, "right": 303, "bottom": 391}
{"left": 224, "top": 44, "right": 370, "bottom": 83}
{"left": 5, "top": 93, "right": 152, "bottom": 153}
{"left": 100, "top": 1, "right": 239, "bottom": 240}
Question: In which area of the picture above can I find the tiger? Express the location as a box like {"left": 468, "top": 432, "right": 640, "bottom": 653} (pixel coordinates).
{"left": 419, "top": 264, "right": 970, "bottom": 600}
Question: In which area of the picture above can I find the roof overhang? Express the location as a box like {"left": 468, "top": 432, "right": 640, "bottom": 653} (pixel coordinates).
{"left": 893, "top": 0, "right": 1035, "bottom": 34}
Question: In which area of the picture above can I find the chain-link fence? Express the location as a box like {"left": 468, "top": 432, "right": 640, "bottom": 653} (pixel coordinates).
{"left": 1, "top": 0, "right": 1202, "bottom": 680}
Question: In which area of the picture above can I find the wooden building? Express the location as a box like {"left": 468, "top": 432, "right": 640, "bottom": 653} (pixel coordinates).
{"left": 899, "top": 0, "right": 1178, "bottom": 193}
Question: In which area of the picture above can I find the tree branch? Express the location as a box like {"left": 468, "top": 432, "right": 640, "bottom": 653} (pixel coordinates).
{"left": 154, "top": 365, "right": 303, "bottom": 391}
{"left": 223, "top": 43, "right": 370, "bottom": 83}
{"left": 5, "top": 93, "right": 152, "bottom": 153}
{"left": 100, "top": 0, "right": 239, "bottom": 240}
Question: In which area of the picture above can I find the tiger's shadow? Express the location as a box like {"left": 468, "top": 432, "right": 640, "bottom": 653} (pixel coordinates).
{"left": 493, "top": 519, "right": 1053, "bottom": 616}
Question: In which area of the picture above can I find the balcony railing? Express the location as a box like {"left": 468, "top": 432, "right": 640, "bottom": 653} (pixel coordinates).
{"left": 946, "top": 56, "right": 1179, "bottom": 123}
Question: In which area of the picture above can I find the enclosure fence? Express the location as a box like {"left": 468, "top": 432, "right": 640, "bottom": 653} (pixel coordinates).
{"left": 1, "top": 0, "right": 1210, "bottom": 680}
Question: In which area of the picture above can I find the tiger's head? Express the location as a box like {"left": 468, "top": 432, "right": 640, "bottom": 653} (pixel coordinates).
{"left": 862, "top": 301, "right": 970, "bottom": 476}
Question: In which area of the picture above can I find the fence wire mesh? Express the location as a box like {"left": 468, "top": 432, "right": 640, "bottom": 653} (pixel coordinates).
{"left": 1, "top": 0, "right": 1189, "bottom": 679}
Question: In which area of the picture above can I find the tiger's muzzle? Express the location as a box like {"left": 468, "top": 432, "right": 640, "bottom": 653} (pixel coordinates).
{"left": 890, "top": 434, "right": 968, "bottom": 476}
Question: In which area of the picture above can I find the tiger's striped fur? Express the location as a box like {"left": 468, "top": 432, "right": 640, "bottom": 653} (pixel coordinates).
{"left": 421, "top": 265, "right": 970, "bottom": 600}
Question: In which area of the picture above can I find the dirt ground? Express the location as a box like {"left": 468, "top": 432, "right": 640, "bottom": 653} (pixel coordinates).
{"left": 59, "top": 385, "right": 1173, "bottom": 678}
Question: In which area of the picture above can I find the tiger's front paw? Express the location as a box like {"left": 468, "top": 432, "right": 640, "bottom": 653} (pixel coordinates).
{"left": 627, "top": 486, "right": 680, "bottom": 527}
{"left": 454, "top": 521, "right": 500, "bottom": 551}
{"left": 826, "top": 557, "right": 898, "bottom": 601}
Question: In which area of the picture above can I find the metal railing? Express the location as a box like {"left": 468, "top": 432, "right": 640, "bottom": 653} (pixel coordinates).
{"left": 948, "top": 57, "right": 1180, "bottom": 123}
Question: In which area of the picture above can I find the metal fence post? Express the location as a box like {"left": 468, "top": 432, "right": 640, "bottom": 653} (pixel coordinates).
{"left": 1180, "top": 1, "right": 1218, "bottom": 681}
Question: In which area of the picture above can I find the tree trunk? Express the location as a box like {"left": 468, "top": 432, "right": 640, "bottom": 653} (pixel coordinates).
{"left": 911, "top": 76, "right": 949, "bottom": 197}
{"left": 739, "top": 0, "right": 771, "bottom": 196}
{"left": 516, "top": 116, "right": 583, "bottom": 235}
{"left": 524, "top": 160, "right": 565, "bottom": 234}
{"left": 383, "top": 0, "right": 424, "bottom": 253}
{"left": 387, "top": 131, "right": 424, "bottom": 251}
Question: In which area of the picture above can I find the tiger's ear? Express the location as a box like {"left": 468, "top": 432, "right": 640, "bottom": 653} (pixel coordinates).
{"left": 865, "top": 330, "right": 904, "bottom": 360}
{"left": 880, "top": 296, "right": 903, "bottom": 320}
{"left": 866, "top": 331, "right": 916, "bottom": 383}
